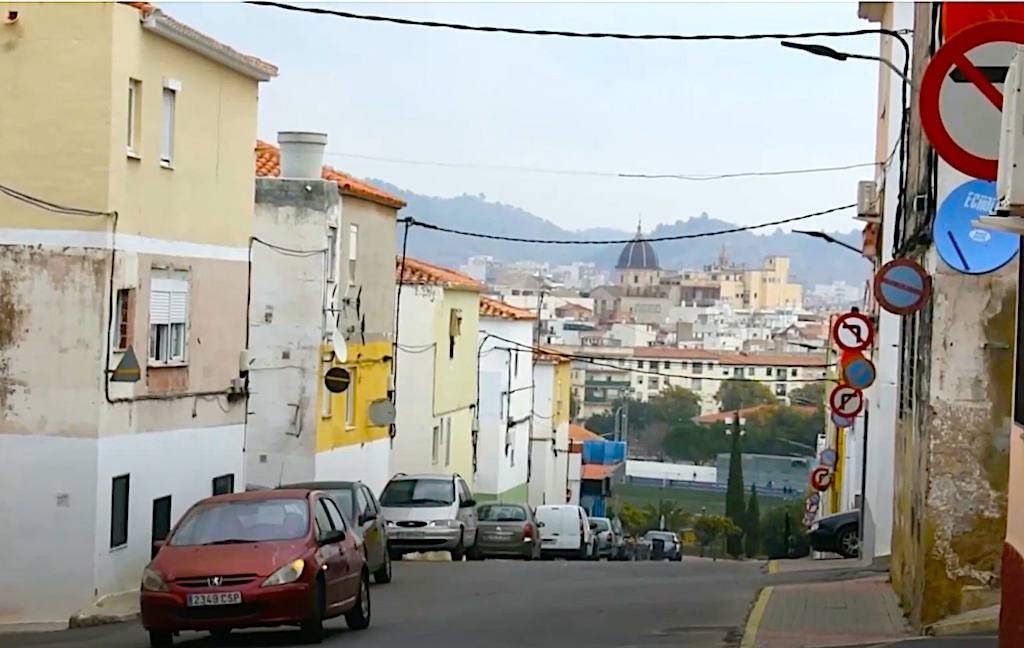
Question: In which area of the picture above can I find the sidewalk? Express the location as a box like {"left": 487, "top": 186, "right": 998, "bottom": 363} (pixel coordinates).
{"left": 742, "top": 574, "right": 912, "bottom": 648}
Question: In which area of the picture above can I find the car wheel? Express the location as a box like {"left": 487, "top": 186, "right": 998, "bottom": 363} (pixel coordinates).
{"left": 450, "top": 536, "right": 466, "bottom": 561}
{"left": 467, "top": 535, "right": 483, "bottom": 561}
{"left": 374, "top": 548, "right": 392, "bottom": 584}
{"left": 299, "top": 576, "right": 326, "bottom": 644}
{"left": 837, "top": 526, "right": 860, "bottom": 559}
{"left": 149, "top": 630, "right": 173, "bottom": 648}
{"left": 344, "top": 570, "right": 371, "bottom": 631}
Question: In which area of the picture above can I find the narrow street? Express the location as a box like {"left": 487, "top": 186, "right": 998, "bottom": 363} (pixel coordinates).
{"left": 1, "top": 558, "right": 764, "bottom": 648}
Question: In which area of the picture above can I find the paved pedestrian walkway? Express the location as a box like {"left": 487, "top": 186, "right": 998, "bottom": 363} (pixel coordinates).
{"left": 744, "top": 574, "right": 912, "bottom": 648}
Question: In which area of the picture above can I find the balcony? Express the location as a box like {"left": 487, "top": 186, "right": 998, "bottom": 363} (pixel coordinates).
{"left": 584, "top": 379, "right": 631, "bottom": 389}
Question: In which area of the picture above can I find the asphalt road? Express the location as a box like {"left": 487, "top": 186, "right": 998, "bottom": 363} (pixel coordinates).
{"left": 0, "top": 557, "right": 764, "bottom": 648}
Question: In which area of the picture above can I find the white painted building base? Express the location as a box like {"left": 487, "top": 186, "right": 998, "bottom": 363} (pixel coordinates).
{"left": 314, "top": 437, "right": 392, "bottom": 496}
{"left": 0, "top": 425, "right": 243, "bottom": 625}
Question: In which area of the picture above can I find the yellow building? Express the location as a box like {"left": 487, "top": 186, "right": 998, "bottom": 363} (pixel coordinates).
{"left": 743, "top": 256, "right": 804, "bottom": 310}
{"left": 0, "top": 2, "right": 274, "bottom": 623}
{"left": 393, "top": 257, "right": 484, "bottom": 481}
{"left": 254, "top": 139, "right": 405, "bottom": 494}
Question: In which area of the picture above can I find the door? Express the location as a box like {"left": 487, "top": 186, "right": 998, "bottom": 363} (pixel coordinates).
{"left": 355, "top": 485, "right": 383, "bottom": 570}
{"left": 456, "top": 478, "right": 477, "bottom": 546}
{"left": 314, "top": 498, "right": 349, "bottom": 611}
{"left": 151, "top": 495, "right": 172, "bottom": 559}
{"left": 323, "top": 497, "right": 361, "bottom": 602}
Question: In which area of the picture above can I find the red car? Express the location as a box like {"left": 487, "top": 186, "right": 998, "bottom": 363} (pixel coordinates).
{"left": 140, "top": 489, "right": 370, "bottom": 647}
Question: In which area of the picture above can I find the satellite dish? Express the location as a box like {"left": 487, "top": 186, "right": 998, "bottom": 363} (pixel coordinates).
{"left": 331, "top": 326, "right": 347, "bottom": 363}
{"left": 367, "top": 399, "right": 396, "bottom": 427}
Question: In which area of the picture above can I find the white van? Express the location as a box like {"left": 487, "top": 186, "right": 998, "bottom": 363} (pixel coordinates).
{"left": 535, "top": 505, "right": 597, "bottom": 560}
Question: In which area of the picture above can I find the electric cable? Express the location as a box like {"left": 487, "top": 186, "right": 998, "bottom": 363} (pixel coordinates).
{"left": 0, "top": 181, "right": 114, "bottom": 217}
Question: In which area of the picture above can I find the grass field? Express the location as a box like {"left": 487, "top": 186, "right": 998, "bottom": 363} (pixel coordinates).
{"left": 612, "top": 482, "right": 795, "bottom": 516}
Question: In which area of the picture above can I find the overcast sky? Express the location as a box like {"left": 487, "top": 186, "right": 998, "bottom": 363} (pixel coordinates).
{"left": 166, "top": 2, "right": 879, "bottom": 233}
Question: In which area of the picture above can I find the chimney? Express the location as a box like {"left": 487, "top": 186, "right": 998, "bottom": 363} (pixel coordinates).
{"left": 277, "top": 131, "right": 327, "bottom": 179}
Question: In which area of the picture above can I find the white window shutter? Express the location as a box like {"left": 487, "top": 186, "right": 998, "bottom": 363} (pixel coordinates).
{"left": 169, "top": 292, "right": 187, "bottom": 324}
{"left": 150, "top": 290, "right": 170, "bottom": 325}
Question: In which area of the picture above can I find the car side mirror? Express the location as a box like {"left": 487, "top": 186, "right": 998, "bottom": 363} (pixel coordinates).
{"left": 151, "top": 539, "right": 166, "bottom": 559}
{"left": 319, "top": 529, "right": 346, "bottom": 545}
{"left": 359, "top": 511, "right": 377, "bottom": 525}
{"left": 589, "top": 522, "right": 598, "bottom": 530}
{"left": 460, "top": 498, "right": 477, "bottom": 508}
{"left": 537, "top": 521, "right": 545, "bottom": 528}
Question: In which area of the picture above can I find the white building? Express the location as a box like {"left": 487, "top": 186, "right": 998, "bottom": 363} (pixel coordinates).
{"left": 528, "top": 351, "right": 572, "bottom": 507}
{"left": 476, "top": 297, "right": 535, "bottom": 502}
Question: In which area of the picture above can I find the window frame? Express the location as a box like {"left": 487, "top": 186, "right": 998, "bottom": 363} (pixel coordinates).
{"left": 322, "top": 496, "right": 348, "bottom": 531}
{"left": 148, "top": 277, "right": 188, "bottom": 365}
{"left": 114, "top": 288, "right": 133, "bottom": 351}
{"left": 326, "top": 225, "right": 338, "bottom": 282}
{"left": 348, "top": 224, "right": 358, "bottom": 286}
{"left": 127, "top": 78, "right": 141, "bottom": 156}
{"left": 160, "top": 80, "right": 179, "bottom": 167}
{"left": 212, "top": 474, "right": 234, "bottom": 496}
{"left": 344, "top": 369, "right": 356, "bottom": 428}
{"left": 110, "top": 474, "right": 130, "bottom": 549}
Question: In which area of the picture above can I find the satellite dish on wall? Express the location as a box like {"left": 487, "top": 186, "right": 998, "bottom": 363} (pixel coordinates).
{"left": 331, "top": 326, "right": 347, "bottom": 363}
{"left": 368, "top": 399, "right": 397, "bottom": 427}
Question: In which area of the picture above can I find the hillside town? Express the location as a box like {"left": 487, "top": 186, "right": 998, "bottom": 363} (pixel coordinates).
{"left": 1, "top": 3, "right": 1023, "bottom": 648}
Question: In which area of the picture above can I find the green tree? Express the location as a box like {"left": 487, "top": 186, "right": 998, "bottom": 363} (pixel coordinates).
{"left": 725, "top": 413, "right": 746, "bottom": 558}
{"left": 742, "top": 406, "right": 823, "bottom": 457}
{"left": 647, "top": 386, "right": 701, "bottom": 424}
{"left": 788, "top": 381, "right": 827, "bottom": 408}
{"left": 693, "top": 515, "right": 742, "bottom": 558}
{"left": 716, "top": 379, "right": 777, "bottom": 411}
{"left": 618, "top": 503, "right": 648, "bottom": 536}
{"left": 744, "top": 485, "right": 761, "bottom": 558}
{"left": 760, "top": 501, "right": 810, "bottom": 559}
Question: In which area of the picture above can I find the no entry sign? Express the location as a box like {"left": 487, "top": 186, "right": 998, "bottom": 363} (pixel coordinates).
{"left": 810, "top": 466, "right": 833, "bottom": 492}
{"left": 832, "top": 312, "right": 874, "bottom": 353}
{"left": 920, "top": 20, "right": 1024, "bottom": 180}
{"left": 829, "top": 385, "right": 865, "bottom": 418}
{"left": 873, "top": 257, "right": 932, "bottom": 315}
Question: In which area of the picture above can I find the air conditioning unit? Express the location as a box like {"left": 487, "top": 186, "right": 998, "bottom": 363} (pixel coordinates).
{"left": 856, "top": 180, "right": 879, "bottom": 219}
{"left": 982, "top": 45, "right": 1024, "bottom": 232}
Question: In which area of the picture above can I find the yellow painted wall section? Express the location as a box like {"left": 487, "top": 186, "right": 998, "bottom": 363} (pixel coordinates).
{"left": 446, "top": 408, "right": 475, "bottom": 481}
{"left": 553, "top": 361, "right": 572, "bottom": 427}
{"left": 109, "top": 5, "right": 260, "bottom": 248}
{"left": 0, "top": 2, "right": 116, "bottom": 233}
{"left": 434, "top": 290, "right": 480, "bottom": 417}
{"left": 316, "top": 341, "right": 392, "bottom": 453}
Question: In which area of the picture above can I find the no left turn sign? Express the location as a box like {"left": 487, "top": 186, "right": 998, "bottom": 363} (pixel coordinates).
{"left": 829, "top": 385, "right": 865, "bottom": 418}
{"left": 832, "top": 312, "right": 874, "bottom": 353}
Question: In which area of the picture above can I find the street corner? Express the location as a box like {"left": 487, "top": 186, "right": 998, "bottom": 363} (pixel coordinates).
{"left": 740, "top": 586, "right": 774, "bottom": 648}
{"left": 67, "top": 592, "right": 139, "bottom": 629}
{"left": 925, "top": 605, "right": 1000, "bottom": 637}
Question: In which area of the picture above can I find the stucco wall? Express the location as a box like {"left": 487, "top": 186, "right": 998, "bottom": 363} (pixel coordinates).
{"left": 529, "top": 362, "right": 555, "bottom": 507}
{"left": 339, "top": 197, "right": 395, "bottom": 345}
{"left": 246, "top": 179, "right": 338, "bottom": 487}
{"left": 392, "top": 286, "right": 441, "bottom": 476}
{"left": 434, "top": 289, "right": 479, "bottom": 418}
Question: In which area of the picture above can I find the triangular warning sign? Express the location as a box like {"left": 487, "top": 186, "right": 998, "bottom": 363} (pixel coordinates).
{"left": 111, "top": 346, "right": 142, "bottom": 383}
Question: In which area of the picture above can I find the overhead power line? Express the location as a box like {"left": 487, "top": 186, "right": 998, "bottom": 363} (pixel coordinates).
{"left": 398, "top": 203, "right": 856, "bottom": 245}
{"left": 0, "top": 181, "right": 114, "bottom": 217}
{"left": 245, "top": 1, "right": 907, "bottom": 47}
{"left": 326, "top": 152, "right": 880, "bottom": 182}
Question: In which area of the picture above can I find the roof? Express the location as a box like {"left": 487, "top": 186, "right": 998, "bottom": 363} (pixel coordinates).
{"left": 632, "top": 347, "right": 722, "bottom": 361}
{"left": 569, "top": 424, "right": 603, "bottom": 442}
{"left": 122, "top": 3, "right": 278, "bottom": 81}
{"left": 255, "top": 140, "right": 406, "bottom": 209}
{"left": 479, "top": 296, "right": 536, "bottom": 321}
{"left": 582, "top": 463, "right": 618, "bottom": 480}
{"left": 534, "top": 346, "right": 572, "bottom": 364}
{"left": 697, "top": 404, "right": 819, "bottom": 424}
{"left": 397, "top": 257, "right": 484, "bottom": 292}
{"left": 632, "top": 346, "right": 827, "bottom": 367}
{"left": 616, "top": 226, "right": 660, "bottom": 271}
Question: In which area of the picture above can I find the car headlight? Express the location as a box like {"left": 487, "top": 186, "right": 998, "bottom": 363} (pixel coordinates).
{"left": 261, "top": 559, "right": 305, "bottom": 588}
{"left": 141, "top": 566, "right": 169, "bottom": 592}
{"left": 429, "top": 519, "right": 461, "bottom": 528}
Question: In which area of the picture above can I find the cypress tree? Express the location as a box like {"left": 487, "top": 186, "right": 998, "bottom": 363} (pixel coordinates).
{"left": 725, "top": 411, "right": 745, "bottom": 557}
{"left": 744, "top": 485, "right": 761, "bottom": 558}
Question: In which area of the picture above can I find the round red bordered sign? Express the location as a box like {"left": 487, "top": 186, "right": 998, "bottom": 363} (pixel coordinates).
{"left": 832, "top": 312, "right": 875, "bottom": 353}
{"left": 829, "top": 385, "right": 865, "bottom": 418}
{"left": 920, "top": 20, "right": 1024, "bottom": 180}
{"left": 873, "top": 257, "right": 932, "bottom": 316}
{"left": 810, "top": 466, "right": 833, "bottom": 492}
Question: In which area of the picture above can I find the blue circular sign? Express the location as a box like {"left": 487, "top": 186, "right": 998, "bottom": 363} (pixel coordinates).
{"left": 934, "top": 180, "right": 1019, "bottom": 275}
{"left": 844, "top": 358, "right": 876, "bottom": 390}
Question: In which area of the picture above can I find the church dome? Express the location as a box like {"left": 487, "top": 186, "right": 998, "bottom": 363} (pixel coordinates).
{"left": 616, "top": 226, "right": 660, "bottom": 270}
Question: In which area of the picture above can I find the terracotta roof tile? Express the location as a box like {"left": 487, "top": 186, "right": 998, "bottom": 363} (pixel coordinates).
{"left": 632, "top": 347, "right": 827, "bottom": 367}
{"left": 396, "top": 256, "right": 484, "bottom": 292}
{"left": 479, "top": 296, "right": 536, "bottom": 321}
{"left": 632, "top": 347, "right": 722, "bottom": 361}
{"left": 121, "top": 3, "right": 278, "bottom": 78}
{"left": 535, "top": 346, "right": 572, "bottom": 364}
{"left": 255, "top": 140, "right": 406, "bottom": 209}
{"left": 569, "top": 424, "right": 603, "bottom": 442}
{"left": 582, "top": 463, "right": 618, "bottom": 480}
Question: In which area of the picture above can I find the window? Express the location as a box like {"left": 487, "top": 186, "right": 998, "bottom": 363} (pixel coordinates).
{"left": 458, "top": 478, "right": 473, "bottom": 504}
{"left": 148, "top": 277, "right": 187, "bottom": 363}
{"left": 766, "top": 367, "right": 773, "bottom": 377}
{"left": 322, "top": 497, "right": 347, "bottom": 531}
{"left": 314, "top": 499, "right": 334, "bottom": 536}
{"left": 160, "top": 84, "right": 177, "bottom": 165}
{"left": 326, "top": 225, "right": 338, "bottom": 282}
{"left": 693, "top": 363, "right": 703, "bottom": 375}
{"left": 151, "top": 495, "right": 171, "bottom": 559}
{"left": 776, "top": 383, "right": 788, "bottom": 396}
{"left": 650, "top": 377, "right": 660, "bottom": 389}
{"left": 362, "top": 485, "right": 380, "bottom": 514}
{"left": 791, "top": 369, "right": 798, "bottom": 377}
{"left": 114, "top": 288, "right": 133, "bottom": 351}
{"left": 432, "top": 425, "right": 441, "bottom": 463}
{"left": 111, "top": 474, "right": 130, "bottom": 548}
{"left": 354, "top": 487, "right": 371, "bottom": 523}
{"left": 212, "top": 474, "right": 234, "bottom": 496}
{"left": 734, "top": 367, "right": 744, "bottom": 377}
{"left": 127, "top": 79, "right": 141, "bottom": 155}
{"left": 322, "top": 365, "right": 333, "bottom": 418}
{"left": 445, "top": 418, "right": 452, "bottom": 467}
{"left": 348, "top": 224, "right": 358, "bottom": 286}
{"left": 692, "top": 378, "right": 702, "bottom": 390}
{"left": 345, "top": 371, "right": 356, "bottom": 427}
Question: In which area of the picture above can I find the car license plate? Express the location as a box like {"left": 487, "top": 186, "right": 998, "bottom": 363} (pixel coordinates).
{"left": 397, "top": 530, "right": 420, "bottom": 539}
{"left": 542, "top": 538, "right": 556, "bottom": 544}
{"left": 486, "top": 533, "right": 512, "bottom": 541}
{"left": 187, "top": 592, "right": 242, "bottom": 607}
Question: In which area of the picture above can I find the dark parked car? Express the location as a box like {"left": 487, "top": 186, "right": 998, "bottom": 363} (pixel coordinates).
{"left": 807, "top": 510, "right": 860, "bottom": 558}
{"left": 642, "top": 530, "right": 682, "bottom": 561}
{"left": 282, "top": 481, "right": 392, "bottom": 584}
{"left": 475, "top": 503, "right": 541, "bottom": 560}
{"left": 141, "top": 489, "right": 370, "bottom": 647}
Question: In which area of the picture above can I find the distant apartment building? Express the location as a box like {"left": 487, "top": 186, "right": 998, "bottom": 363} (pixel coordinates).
{"left": 0, "top": 2, "right": 274, "bottom": 623}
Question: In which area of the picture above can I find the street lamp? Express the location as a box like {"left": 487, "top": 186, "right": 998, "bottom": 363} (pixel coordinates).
{"left": 793, "top": 230, "right": 864, "bottom": 256}
{"left": 780, "top": 41, "right": 913, "bottom": 89}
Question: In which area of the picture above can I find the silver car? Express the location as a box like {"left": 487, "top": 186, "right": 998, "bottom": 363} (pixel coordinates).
{"left": 379, "top": 473, "right": 479, "bottom": 560}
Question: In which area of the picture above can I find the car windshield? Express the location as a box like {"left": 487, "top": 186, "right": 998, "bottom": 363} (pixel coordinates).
{"left": 478, "top": 504, "right": 527, "bottom": 521}
{"left": 645, "top": 531, "right": 676, "bottom": 542}
{"left": 169, "top": 498, "right": 310, "bottom": 546}
{"left": 325, "top": 489, "right": 355, "bottom": 521}
{"left": 380, "top": 479, "right": 455, "bottom": 507}
{"left": 592, "top": 518, "right": 611, "bottom": 531}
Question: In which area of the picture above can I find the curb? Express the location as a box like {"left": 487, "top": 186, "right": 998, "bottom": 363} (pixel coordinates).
{"left": 925, "top": 610, "right": 999, "bottom": 637}
{"left": 68, "top": 611, "right": 139, "bottom": 629}
{"left": 740, "top": 586, "right": 774, "bottom": 648}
